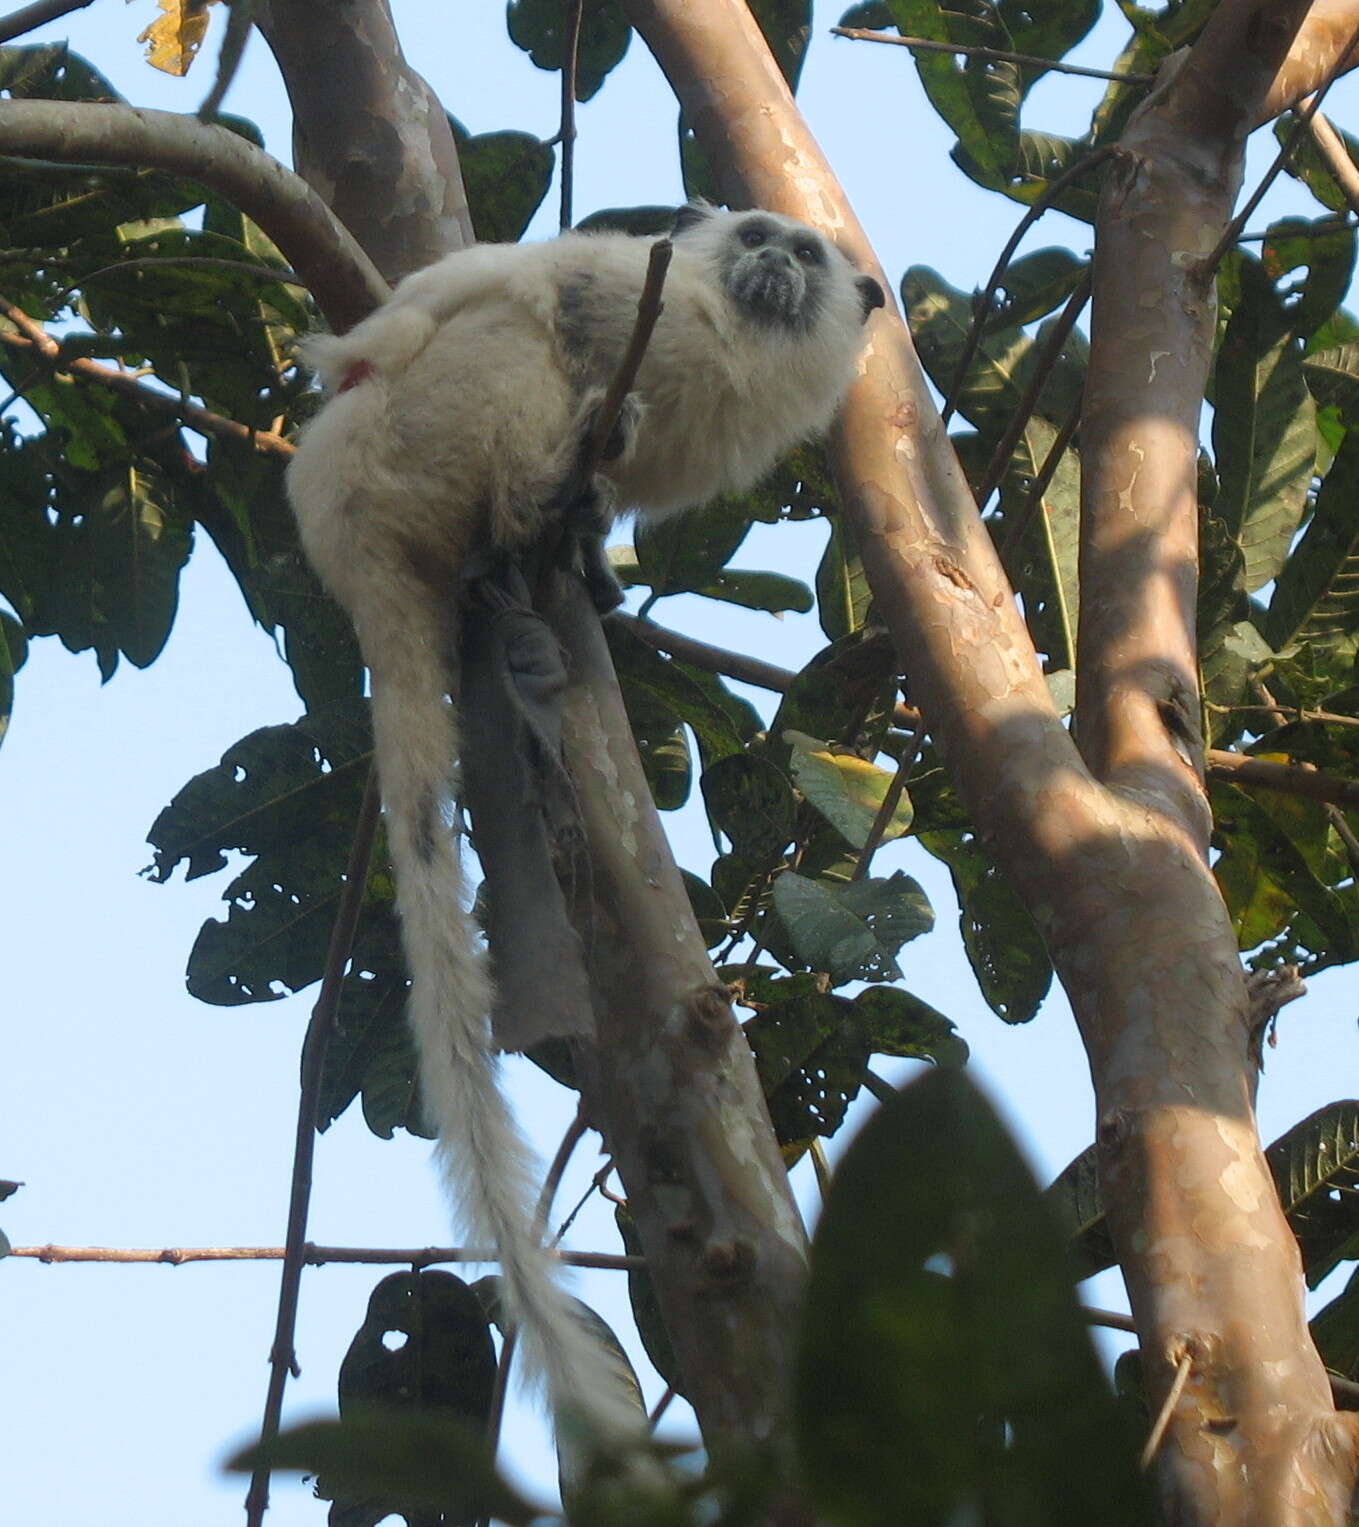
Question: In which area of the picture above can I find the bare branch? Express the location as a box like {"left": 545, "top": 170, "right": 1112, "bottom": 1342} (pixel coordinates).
{"left": 0, "top": 0, "right": 92, "bottom": 44}
{"left": 11, "top": 1242, "right": 641, "bottom": 1270}
{"left": 1207, "top": 751, "right": 1359, "bottom": 808}
{"left": 0, "top": 298, "right": 296, "bottom": 459}
{"left": 246, "top": 771, "right": 380, "bottom": 1527}
{"left": 560, "top": 0, "right": 585, "bottom": 231}
{"left": 829, "top": 27, "right": 1151, "bottom": 85}
{"left": 1307, "top": 110, "right": 1359, "bottom": 219}
{"left": 0, "top": 99, "right": 386, "bottom": 331}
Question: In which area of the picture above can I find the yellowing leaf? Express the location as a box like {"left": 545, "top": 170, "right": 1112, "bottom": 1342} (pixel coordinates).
{"left": 784, "top": 729, "right": 913, "bottom": 849}
{"left": 137, "top": 0, "right": 218, "bottom": 77}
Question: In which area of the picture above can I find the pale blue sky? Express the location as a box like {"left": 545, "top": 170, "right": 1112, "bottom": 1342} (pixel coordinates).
{"left": 4, "top": 4, "right": 1359, "bottom": 1523}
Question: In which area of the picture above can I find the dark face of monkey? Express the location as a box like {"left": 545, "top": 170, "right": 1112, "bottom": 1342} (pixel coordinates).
{"left": 672, "top": 202, "right": 886, "bottom": 332}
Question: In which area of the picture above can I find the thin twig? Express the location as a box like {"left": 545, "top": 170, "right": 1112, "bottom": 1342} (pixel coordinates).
{"left": 975, "top": 267, "right": 1092, "bottom": 509}
{"left": 1305, "top": 111, "right": 1359, "bottom": 220}
{"left": 1237, "top": 214, "right": 1357, "bottom": 242}
{"left": 942, "top": 146, "right": 1112, "bottom": 424}
{"left": 0, "top": 0, "right": 92, "bottom": 44}
{"left": 1206, "top": 701, "right": 1359, "bottom": 731}
{"left": 830, "top": 27, "right": 1152, "bottom": 85}
{"left": 860, "top": 1068, "right": 896, "bottom": 1105}
{"left": 852, "top": 724, "right": 925, "bottom": 879}
{"left": 995, "top": 390, "right": 1082, "bottom": 556}
{"left": 54, "top": 254, "right": 306, "bottom": 308}
{"left": 245, "top": 769, "right": 381, "bottom": 1527}
{"left": 198, "top": 0, "right": 255, "bottom": 122}
{"left": 648, "top": 1386, "right": 676, "bottom": 1428}
{"left": 1207, "top": 750, "right": 1359, "bottom": 809}
{"left": 536, "top": 238, "right": 673, "bottom": 592}
{"left": 559, "top": 0, "right": 585, "bottom": 232}
{"left": 1083, "top": 1306, "right": 1136, "bottom": 1333}
{"left": 1205, "top": 33, "right": 1359, "bottom": 274}
{"left": 0, "top": 300, "right": 295, "bottom": 458}
{"left": 1140, "top": 1351, "right": 1193, "bottom": 1470}
{"left": 808, "top": 1139, "right": 832, "bottom": 1198}
{"left": 10, "top": 1242, "right": 642, "bottom": 1270}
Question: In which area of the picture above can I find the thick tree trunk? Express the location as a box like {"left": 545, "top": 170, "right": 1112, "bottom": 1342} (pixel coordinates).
{"left": 623, "top": 0, "right": 1359, "bottom": 1519}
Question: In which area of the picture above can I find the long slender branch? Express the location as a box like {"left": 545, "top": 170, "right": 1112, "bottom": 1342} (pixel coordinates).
{"left": 942, "top": 146, "right": 1113, "bottom": 425}
{"left": 245, "top": 770, "right": 380, "bottom": 1527}
{"left": 1306, "top": 110, "right": 1359, "bottom": 219}
{"left": 0, "top": 99, "right": 386, "bottom": 331}
{"left": 0, "top": 299, "right": 296, "bottom": 459}
{"left": 974, "top": 266, "right": 1091, "bottom": 509}
{"left": 559, "top": 0, "right": 585, "bottom": 232}
{"left": 620, "top": 614, "right": 1359, "bottom": 811}
{"left": 11, "top": 1242, "right": 641, "bottom": 1270}
{"left": 0, "top": 0, "right": 91, "bottom": 43}
{"left": 829, "top": 27, "right": 1151, "bottom": 85}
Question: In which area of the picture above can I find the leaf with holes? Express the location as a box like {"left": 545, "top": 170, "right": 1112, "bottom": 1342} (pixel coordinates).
{"left": 772, "top": 870, "right": 932, "bottom": 984}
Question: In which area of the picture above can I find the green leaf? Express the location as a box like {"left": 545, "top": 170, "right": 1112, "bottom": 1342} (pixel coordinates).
{"left": 1044, "top": 1144, "right": 1116, "bottom": 1281}
{"left": 1212, "top": 259, "right": 1316, "bottom": 592}
{"left": 885, "top": 0, "right": 1020, "bottom": 190}
{"left": 693, "top": 567, "right": 814, "bottom": 614}
{"left": 1277, "top": 112, "right": 1359, "bottom": 214}
{"left": 0, "top": 1180, "right": 21, "bottom": 1203}
{"left": 785, "top": 729, "right": 912, "bottom": 848}
{"left": 771, "top": 870, "right": 932, "bottom": 983}
{"left": 903, "top": 265, "right": 1033, "bottom": 430}
{"left": 450, "top": 118, "right": 554, "bottom": 244}
{"left": 1303, "top": 343, "right": 1359, "bottom": 423}
{"left": 633, "top": 498, "right": 751, "bottom": 596}
{"left": 745, "top": 985, "right": 961, "bottom": 1143}
{"left": 919, "top": 829, "right": 1052, "bottom": 1021}
{"left": 0, "top": 1228, "right": 10, "bottom": 1258}
{"left": 1262, "top": 216, "right": 1357, "bottom": 342}
{"left": 749, "top": 0, "right": 812, "bottom": 90}
{"left": 1311, "top": 1263, "right": 1359, "bottom": 1380}
{"left": 506, "top": 0, "right": 630, "bottom": 102}
{"left": 815, "top": 517, "right": 871, "bottom": 641}
{"left": 1267, "top": 428, "right": 1359, "bottom": 654}
{"left": 1266, "top": 1100, "right": 1359, "bottom": 1289}
{"left": 227, "top": 1411, "right": 536, "bottom": 1526}
{"left": 983, "top": 246, "right": 1086, "bottom": 331}
{"left": 797, "top": 1069, "right": 1149, "bottom": 1527}
{"left": 701, "top": 753, "right": 797, "bottom": 859}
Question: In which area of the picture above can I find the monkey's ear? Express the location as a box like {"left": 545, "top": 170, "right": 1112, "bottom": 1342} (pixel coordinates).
{"left": 856, "top": 275, "right": 886, "bottom": 323}
{"left": 671, "top": 199, "right": 716, "bottom": 236}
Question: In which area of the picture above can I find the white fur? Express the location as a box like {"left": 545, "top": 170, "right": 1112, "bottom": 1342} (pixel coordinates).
{"left": 286, "top": 207, "right": 876, "bottom": 1437}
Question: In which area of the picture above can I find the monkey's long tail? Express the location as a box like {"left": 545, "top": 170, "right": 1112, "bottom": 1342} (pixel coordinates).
{"left": 363, "top": 603, "right": 644, "bottom": 1443}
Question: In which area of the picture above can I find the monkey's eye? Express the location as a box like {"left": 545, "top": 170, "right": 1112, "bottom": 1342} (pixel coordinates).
{"left": 793, "top": 242, "right": 823, "bottom": 264}
{"left": 740, "top": 226, "right": 766, "bottom": 248}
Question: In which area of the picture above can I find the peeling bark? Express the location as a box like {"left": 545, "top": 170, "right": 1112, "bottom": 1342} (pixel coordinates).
{"left": 624, "top": 0, "right": 1359, "bottom": 1519}
{"left": 254, "top": 0, "right": 472, "bottom": 283}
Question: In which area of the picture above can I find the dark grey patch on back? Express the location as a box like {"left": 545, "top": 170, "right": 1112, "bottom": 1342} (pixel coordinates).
{"left": 555, "top": 272, "right": 600, "bottom": 379}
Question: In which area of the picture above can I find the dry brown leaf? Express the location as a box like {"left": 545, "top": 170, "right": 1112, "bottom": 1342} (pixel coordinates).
{"left": 136, "top": 0, "right": 219, "bottom": 78}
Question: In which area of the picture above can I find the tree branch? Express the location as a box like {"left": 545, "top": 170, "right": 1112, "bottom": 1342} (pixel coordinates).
{"left": 0, "top": 0, "right": 90, "bottom": 43}
{"left": 829, "top": 27, "right": 1151, "bottom": 85}
{"left": 11, "top": 1242, "right": 640, "bottom": 1270}
{"left": 0, "top": 298, "right": 296, "bottom": 459}
{"left": 0, "top": 98, "right": 386, "bottom": 331}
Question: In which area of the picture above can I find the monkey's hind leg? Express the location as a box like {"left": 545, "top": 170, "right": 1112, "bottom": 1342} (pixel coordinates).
{"left": 547, "top": 389, "right": 643, "bottom": 613}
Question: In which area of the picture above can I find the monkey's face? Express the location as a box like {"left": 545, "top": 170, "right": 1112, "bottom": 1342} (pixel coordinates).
{"left": 720, "top": 213, "right": 833, "bottom": 328}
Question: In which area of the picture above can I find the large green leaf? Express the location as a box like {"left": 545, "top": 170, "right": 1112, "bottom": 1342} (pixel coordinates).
{"left": 785, "top": 728, "right": 913, "bottom": 848}
{"left": 746, "top": 983, "right": 965, "bottom": 1142}
{"left": 919, "top": 829, "right": 1052, "bottom": 1021}
{"left": 885, "top": 0, "right": 1021, "bottom": 190}
{"left": 771, "top": 869, "right": 933, "bottom": 983}
{"left": 797, "top": 1068, "right": 1149, "bottom": 1527}
{"left": 1050, "top": 1101, "right": 1359, "bottom": 1288}
{"left": 1212, "top": 259, "right": 1316, "bottom": 592}
{"left": 1267, "top": 429, "right": 1359, "bottom": 655}
{"left": 506, "top": 0, "right": 630, "bottom": 101}
{"left": 450, "top": 117, "right": 554, "bottom": 243}
{"left": 228, "top": 1412, "right": 536, "bottom": 1526}
{"left": 903, "top": 265, "right": 1033, "bottom": 430}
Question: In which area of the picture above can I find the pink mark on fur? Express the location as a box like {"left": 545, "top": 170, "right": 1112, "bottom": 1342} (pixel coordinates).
{"left": 338, "top": 359, "right": 375, "bottom": 393}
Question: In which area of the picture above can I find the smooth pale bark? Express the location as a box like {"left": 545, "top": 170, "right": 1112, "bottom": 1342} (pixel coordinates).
{"left": 254, "top": 0, "right": 472, "bottom": 284}
{"left": 624, "top": 0, "right": 1359, "bottom": 1520}
{"left": 253, "top": 0, "right": 815, "bottom": 1472}
{"left": 548, "top": 579, "right": 812, "bottom": 1466}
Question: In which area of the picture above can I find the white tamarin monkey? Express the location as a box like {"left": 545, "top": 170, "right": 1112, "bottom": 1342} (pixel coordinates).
{"left": 286, "top": 202, "right": 885, "bottom": 1434}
